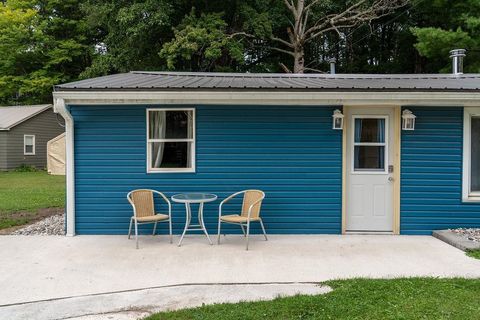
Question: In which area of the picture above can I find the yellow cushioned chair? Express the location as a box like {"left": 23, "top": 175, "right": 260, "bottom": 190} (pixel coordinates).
{"left": 217, "top": 190, "right": 267, "bottom": 250}
{"left": 127, "top": 189, "right": 172, "bottom": 249}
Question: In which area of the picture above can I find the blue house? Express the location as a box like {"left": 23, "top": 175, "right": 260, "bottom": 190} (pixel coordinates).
{"left": 53, "top": 70, "right": 480, "bottom": 237}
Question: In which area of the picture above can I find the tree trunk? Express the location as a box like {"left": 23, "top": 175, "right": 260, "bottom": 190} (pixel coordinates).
{"left": 275, "top": 0, "right": 408, "bottom": 74}
{"left": 293, "top": 47, "right": 305, "bottom": 73}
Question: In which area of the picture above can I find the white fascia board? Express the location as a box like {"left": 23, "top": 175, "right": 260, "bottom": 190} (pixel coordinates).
{"left": 53, "top": 90, "right": 480, "bottom": 106}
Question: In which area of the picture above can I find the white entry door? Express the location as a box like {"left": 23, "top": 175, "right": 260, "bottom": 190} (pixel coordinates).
{"left": 346, "top": 107, "right": 394, "bottom": 232}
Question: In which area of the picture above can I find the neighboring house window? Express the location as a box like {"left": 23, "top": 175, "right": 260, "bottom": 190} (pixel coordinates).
{"left": 147, "top": 108, "right": 195, "bottom": 173}
{"left": 24, "top": 135, "right": 35, "bottom": 155}
{"left": 463, "top": 107, "right": 480, "bottom": 201}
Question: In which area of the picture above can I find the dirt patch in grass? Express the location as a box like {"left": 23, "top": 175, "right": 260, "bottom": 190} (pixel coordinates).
{"left": 0, "top": 208, "right": 64, "bottom": 234}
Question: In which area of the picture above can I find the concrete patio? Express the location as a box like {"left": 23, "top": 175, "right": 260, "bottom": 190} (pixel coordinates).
{"left": 1, "top": 234, "right": 480, "bottom": 319}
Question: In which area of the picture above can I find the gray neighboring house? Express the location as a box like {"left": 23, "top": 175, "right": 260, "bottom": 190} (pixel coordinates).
{"left": 0, "top": 105, "right": 64, "bottom": 171}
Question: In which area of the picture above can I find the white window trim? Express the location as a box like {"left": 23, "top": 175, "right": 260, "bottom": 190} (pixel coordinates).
{"left": 351, "top": 115, "right": 389, "bottom": 175}
{"left": 24, "top": 134, "right": 36, "bottom": 156}
{"left": 463, "top": 107, "right": 480, "bottom": 202}
{"left": 146, "top": 108, "right": 196, "bottom": 173}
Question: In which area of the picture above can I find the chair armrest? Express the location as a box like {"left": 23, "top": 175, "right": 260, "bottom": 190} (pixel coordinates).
{"left": 126, "top": 191, "right": 137, "bottom": 209}
{"left": 247, "top": 195, "right": 265, "bottom": 220}
{"left": 126, "top": 191, "right": 137, "bottom": 218}
{"left": 218, "top": 190, "right": 247, "bottom": 218}
{"left": 152, "top": 190, "right": 172, "bottom": 216}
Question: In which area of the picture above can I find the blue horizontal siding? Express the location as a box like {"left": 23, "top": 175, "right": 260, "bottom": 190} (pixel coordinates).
{"left": 71, "top": 105, "right": 342, "bottom": 235}
{"left": 401, "top": 107, "right": 480, "bottom": 234}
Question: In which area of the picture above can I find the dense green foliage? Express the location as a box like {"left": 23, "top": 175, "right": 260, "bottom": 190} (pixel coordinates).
{"left": 411, "top": 0, "right": 480, "bottom": 73}
{"left": 1, "top": 0, "right": 479, "bottom": 105}
{"left": 0, "top": 0, "right": 93, "bottom": 105}
{"left": 160, "top": 10, "right": 245, "bottom": 71}
{"left": 145, "top": 278, "right": 480, "bottom": 320}
{"left": 80, "top": 0, "right": 173, "bottom": 77}
{"left": 0, "top": 171, "right": 65, "bottom": 229}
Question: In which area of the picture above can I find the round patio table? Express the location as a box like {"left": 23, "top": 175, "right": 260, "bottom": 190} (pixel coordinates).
{"left": 171, "top": 193, "right": 217, "bottom": 246}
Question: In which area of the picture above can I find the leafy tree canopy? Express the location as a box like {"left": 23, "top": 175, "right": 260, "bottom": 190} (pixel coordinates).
{"left": 159, "top": 10, "right": 245, "bottom": 72}
{"left": 1, "top": 0, "right": 479, "bottom": 105}
{"left": 411, "top": 0, "right": 480, "bottom": 72}
{"left": 0, "top": 0, "right": 92, "bottom": 105}
{"left": 80, "top": 0, "right": 173, "bottom": 78}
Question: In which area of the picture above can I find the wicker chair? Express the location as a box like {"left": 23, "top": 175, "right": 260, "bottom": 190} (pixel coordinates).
{"left": 217, "top": 190, "right": 267, "bottom": 250}
{"left": 127, "top": 189, "right": 172, "bottom": 249}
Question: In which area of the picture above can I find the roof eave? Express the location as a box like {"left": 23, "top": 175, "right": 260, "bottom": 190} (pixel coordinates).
{"left": 53, "top": 89, "right": 480, "bottom": 107}
{"left": 53, "top": 87, "right": 480, "bottom": 93}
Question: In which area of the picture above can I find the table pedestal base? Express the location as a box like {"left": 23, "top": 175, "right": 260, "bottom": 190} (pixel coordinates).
{"left": 178, "top": 202, "right": 212, "bottom": 246}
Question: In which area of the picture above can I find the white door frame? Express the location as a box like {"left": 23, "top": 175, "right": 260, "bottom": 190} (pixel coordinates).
{"left": 341, "top": 105, "right": 401, "bottom": 234}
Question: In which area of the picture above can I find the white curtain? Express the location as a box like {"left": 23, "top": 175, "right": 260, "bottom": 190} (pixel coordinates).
{"left": 151, "top": 111, "right": 166, "bottom": 168}
{"left": 186, "top": 111, "right": 193, "bottom": 167}
{"left": 472, "top": 118, "right": 480, "bottom": 191}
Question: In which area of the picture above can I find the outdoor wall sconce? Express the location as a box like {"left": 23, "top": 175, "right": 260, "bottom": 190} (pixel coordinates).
{"left": 332, "top": 109, "right": 344, "bottom": 130}
{"left": 402, "top": 109, "right": 416, "bottom": 131}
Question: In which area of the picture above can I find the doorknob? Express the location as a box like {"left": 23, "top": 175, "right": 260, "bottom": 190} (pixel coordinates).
{"left": 388, "top": 177, "right": 394, "bottom": 182}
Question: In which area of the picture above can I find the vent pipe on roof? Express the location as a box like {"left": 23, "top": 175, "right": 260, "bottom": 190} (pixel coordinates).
{"left": 450, "top": 49, "right": 466, "bottom": 75}
{"left": 329, "top": 58, "right": 336, "bottom": 75}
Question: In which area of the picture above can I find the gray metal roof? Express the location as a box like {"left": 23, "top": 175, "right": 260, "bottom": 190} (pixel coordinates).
{"left": 54, "top": 71, "right": 480, "bottom": 92}
{"left": 0, "top": 105, "right": 52, "bottom": 130}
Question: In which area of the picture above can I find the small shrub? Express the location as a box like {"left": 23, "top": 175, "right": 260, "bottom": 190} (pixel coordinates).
{"left": 14, "top": 164, "right": 39, "bottom": 172}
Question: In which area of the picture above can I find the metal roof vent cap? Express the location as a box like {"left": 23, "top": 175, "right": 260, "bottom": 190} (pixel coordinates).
{"left": 328, "top": 58, "right": 336, "bottom": 75}
{"left": 450, "top": 49, "right": 466, "bottom": 75}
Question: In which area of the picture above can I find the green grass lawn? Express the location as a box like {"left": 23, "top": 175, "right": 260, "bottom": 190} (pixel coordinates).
{"left": 0, "top": 171, "right": 65, "bottom": 229}
{"left": 467, "top": 249, "right": 480, "bottom": 259}
{"left": 145, "top": 278, "right": 480, "bottom": 320}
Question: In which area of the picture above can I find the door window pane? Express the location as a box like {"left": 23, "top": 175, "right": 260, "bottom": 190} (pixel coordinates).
{"left": 355, "top": 119, "right": 385, "bottom": 143}
{"left": 471, "top": 117, "right": 480, "bottom": 192}
{"left": 354, "top": 146, "right": 385, "bottom": 171}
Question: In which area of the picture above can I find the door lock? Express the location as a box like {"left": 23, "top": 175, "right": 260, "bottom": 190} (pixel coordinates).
{"left": 388, "top": 177, "right": 394, "bottom": 182}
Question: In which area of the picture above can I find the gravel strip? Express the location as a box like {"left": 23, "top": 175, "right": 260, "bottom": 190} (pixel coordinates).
{"left": 449, "top": 228, "right": 480, "bottom": 242}
{"left": 12, "top": 214, "right": 65, "bottom": 236}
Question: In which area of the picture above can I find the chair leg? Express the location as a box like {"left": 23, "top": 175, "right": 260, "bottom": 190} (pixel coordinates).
{"left": 169, "top": 218, "right": 173, "bottom": 244}
{"left": 217, "top": 219, "right": 222, "bottom": 244}
{"left": 246, "top": 221, "right": 250, "bottom": 251}
{"left": 135, "top": 220, "right": 139, "bottom": 249}
{"left": 259, "top": 219, "right": 268, "bottom": 241}
{"left": 240, "top": 224, "right": 246, "bottom": 237}
{"left": 128, "top": 218, "right": 133, "bottom": 239}
{"left": 152, "top": 222, "right": 157, "bottom": 235}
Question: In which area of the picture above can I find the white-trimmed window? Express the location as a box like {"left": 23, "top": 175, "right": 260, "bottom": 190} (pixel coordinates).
{"left": 147, "top": 108, "right": 195, "bottom": 173}
{"left": 24, "top": 135, "right": 35, "bottom": 155}
{"left": 463, "top": 107, "right": 480, "bottom": 201}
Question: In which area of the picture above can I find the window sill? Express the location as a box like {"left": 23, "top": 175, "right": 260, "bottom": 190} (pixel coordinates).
{"left": 147, "top": 169, "right": 195, "bottom": 174}
{"left": 462, "top": 196, "right": 480, "bottom": 203}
